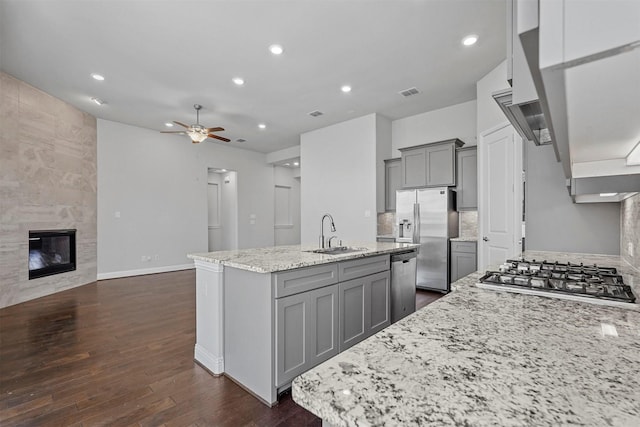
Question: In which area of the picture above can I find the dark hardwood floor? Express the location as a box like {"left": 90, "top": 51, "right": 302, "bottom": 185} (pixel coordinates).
{"left": 0, "top": 270, "right": 444, "bottom": 426}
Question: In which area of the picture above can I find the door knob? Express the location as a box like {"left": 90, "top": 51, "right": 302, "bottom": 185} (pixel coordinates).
{"left": 483, "top": 236, "right": 489, "bottom": 242}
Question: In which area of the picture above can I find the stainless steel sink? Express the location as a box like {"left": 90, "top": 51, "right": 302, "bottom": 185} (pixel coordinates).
{"left": 305, "top": 246, "right": 366, "bottom": 255}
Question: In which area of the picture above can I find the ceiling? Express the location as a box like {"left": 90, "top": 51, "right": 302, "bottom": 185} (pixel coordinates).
{"left": 0, "top": 0, "right": 506, "bottom": 153}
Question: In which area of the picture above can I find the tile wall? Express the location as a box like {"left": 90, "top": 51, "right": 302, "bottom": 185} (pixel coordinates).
{"left": 621, "top": 193, "right": 639, "bottom": 271}
{"left": 0, "top": 72, "right": 97, "bottom": 308}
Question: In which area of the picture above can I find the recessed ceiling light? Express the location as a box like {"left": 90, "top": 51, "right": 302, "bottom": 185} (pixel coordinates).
{"left": 90, "top": 97, "right": 105, "bottom": 105}
{"left": 232, "top": 77, "right": 245, "bottom": 86}
{"left": 462, "top": 34, "right": 478, "bottom": 46}
{"left": 341, "top": 85, "right": 352, "bottom": 93}
{"left": 269, "top": 44, "right": 284, "bottom": 55}
{"left": 258, "top": 123, "right": 266, "bottom": 129}
{"left": 164, "top": 122, "right": 174, "bottom": 127}
{"left": 91, "top": 73, "right": 105, "bottom": 81}
{"left": 221, "top": 169, "right": 227, "bottom": 172}
{"left": 294, "top": 162, "right": 299, "bottom": 166}
{"left": 284, "top": 163, "right": 290, "bottom": 166}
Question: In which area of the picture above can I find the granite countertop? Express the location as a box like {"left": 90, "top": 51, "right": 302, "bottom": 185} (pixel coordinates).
{"left": 188, "top": 242, "right": 420, "bottom": 273}
{"left": 450, "top": 237, "right": 478, "bottom": 242}
{"left": 292, "top": 251, "right": 640, "bottom": 426}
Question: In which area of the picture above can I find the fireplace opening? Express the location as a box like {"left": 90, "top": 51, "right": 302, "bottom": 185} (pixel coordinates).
{"left": 29, "top": 229, "right": 76, "bottom": 280}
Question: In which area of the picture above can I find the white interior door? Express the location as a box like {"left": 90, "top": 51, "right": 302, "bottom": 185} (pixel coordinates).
{"left": 478, "top": 124, "right": 523, "bottom": 269}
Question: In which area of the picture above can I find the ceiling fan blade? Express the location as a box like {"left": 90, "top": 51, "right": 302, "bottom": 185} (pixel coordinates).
{"left": 160, "top": 131, "right": 187, "bottom": 134}
{"left": 173, "top": 121, "right": 190, "bottom": 128}
{"left": 208, "top": 134, "right": 231, "bottom": 143}
{"left": 206, "top": 127, "right": 224, "bottom": 132}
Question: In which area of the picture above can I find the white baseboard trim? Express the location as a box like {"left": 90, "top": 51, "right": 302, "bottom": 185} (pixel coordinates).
{"left": 97, "top": 263, "right": 194, "bottom": 280}
{"left": 194, "top": 343, "right": 224, "bottom": 375}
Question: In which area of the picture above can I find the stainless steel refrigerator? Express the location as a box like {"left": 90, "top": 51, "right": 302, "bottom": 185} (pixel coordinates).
{"left": 396, "top": 188, "right": 458, "bottom": 292}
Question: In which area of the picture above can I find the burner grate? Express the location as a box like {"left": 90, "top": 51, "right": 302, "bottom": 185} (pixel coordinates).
{"left": 478, "top": 259, "right": 635, "bottom": 304}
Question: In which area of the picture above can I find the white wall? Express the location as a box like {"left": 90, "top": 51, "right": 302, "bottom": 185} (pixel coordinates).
{"left": 97, "top": 119, "right": 274, "bottom": 277}
{"left": 476, "top": 60, "right": 509, "bottom": 134}
{"left": 376, "top": 115, "right": 392, "bottom": 213}
{"left": 274, "top": 166, "right": 301, "bottom": 245}
{"left": 221, "top": 171, "right": 239, "bottom": 250}
{"left": 391, "top": 100, "right": 477, "bottom": 158}
{"left": 207, "top": 171, "right": 223, "bottom": 251}
{"left": 301, "top": 114, "right": 378, "bottom": 245}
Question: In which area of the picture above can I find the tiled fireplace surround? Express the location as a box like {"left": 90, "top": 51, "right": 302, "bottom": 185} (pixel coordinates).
{"left": 0, "top": 72, "right": 638, "bottom": 308}
{"left": 0, "top": 72, "right": 97, "bottom": 308}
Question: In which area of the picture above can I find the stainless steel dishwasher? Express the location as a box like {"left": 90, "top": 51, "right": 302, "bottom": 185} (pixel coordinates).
{"left": 391, "top": 250, "right": 417, "bottom": 323}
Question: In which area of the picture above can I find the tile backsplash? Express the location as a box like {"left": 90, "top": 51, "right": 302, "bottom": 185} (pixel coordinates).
{"left": 459, "top": 211, "right": 478, "bottom": 239}
{"left": 377, "top": 212, "right": 396, "bottom": 236}
{"left": 621, "top": 193, "right": 639, "bottom": 271}
{"left": 377, "top": 210, "right": 478, "bottom": 239}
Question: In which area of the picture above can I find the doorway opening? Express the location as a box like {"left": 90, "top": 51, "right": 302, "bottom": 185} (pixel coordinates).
{"left": 207, "top": 168, "right": 238, "bottom": 251}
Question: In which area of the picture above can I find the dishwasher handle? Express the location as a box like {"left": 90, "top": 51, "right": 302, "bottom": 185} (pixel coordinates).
{"left": 391, "top": 250, "right": 417, "bottom": 263}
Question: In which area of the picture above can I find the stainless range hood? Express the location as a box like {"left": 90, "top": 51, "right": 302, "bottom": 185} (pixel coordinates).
{"left": 492, "top": 88, "right": 551, "bottom": 146}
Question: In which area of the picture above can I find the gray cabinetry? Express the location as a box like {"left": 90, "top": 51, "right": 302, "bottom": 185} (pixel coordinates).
{"left": 384, "top": 158, "right": 401, "bottom": 211}
{"left": 450, "top": 241, "right": 477, "bottom": 282}
{"left": 338, "top": 270, "right": 390, "bottom": 352}
{"left": 275, "top": 284, "right": 338, "bottom": 387}
{"left": 456, "top": 146, "right": 477, "bottom": 210}
{"left": 400, "top": 139, "right": 464, "bottom": 188}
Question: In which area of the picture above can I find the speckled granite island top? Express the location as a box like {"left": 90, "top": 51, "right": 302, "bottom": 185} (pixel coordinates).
{"left": 188, "top": 242, "right": 419, "bottom": 273}
{"left": 292, "top": 251, "right": 640, "bottom": 426}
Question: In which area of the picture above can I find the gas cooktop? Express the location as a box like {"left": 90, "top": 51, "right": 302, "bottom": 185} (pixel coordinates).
{"left": 477, "top": 259, "right": 636, "bottom": 308}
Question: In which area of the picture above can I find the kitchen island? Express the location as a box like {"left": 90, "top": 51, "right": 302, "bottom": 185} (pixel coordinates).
{"left": 187, "top": 242, "right": 419, "bottom": 405}
{"left": 292, "top": 251, "right": 640, "bottom": 426}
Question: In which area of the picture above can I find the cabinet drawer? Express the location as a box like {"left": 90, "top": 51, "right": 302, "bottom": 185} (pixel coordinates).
{"left": 338, "top": 255, "right": 389, "bottom": 282}
{"left": 273, "top": 264, "right": 338, "bottom": 298}
{"left": 451, "top": 241, "right": 477, "bottom": 254}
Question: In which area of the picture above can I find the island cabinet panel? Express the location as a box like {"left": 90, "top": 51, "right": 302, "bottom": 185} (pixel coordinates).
{"left": 338, "top": 255, "right": 389, "bottom": 282}
{"left": 273, "top": 264, "right": 338, "bottom": 298}
{"left": 338, "top": 270, "right": 390, "bottom": 352}
{"left": 275, "top": 284, "right": 339, "bottom": 387}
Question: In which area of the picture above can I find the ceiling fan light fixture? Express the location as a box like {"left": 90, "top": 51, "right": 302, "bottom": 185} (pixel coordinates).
{"left": 188, "top": 130, "right": 208, "bottom": 143}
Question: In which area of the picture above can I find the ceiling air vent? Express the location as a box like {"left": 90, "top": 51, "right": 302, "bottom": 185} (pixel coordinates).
{"left": 398, "top": 87, "right": 420, "bottom": 97}
{"left": 236, "top": 138, "right": 246, "bottom": 143}
{"left": 308, "top": 110, "right": 324, "bottom": 117}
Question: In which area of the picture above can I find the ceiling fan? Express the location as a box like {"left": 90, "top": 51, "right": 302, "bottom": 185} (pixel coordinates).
{"left": 161, "top": 104, "right": 230, "bottom": 143}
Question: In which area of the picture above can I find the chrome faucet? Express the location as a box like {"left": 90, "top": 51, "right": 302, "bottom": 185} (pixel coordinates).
{"left": 327, "top": 236, "right": 339, "bottom": 248}
{"left": 319, "top": 214, "right": 336, "bottom": 248}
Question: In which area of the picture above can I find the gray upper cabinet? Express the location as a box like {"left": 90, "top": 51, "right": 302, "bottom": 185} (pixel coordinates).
{"left": 456, "top": 146, "right": 477, "bottom": 210}
{"left": 400, "top": 139, "right": 464, "bottom": 188}
{"left": 384, "top": 158, "right": 401, "bottom": 211}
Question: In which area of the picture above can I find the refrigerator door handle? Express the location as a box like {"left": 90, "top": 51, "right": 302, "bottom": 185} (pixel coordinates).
{"left": 413, "top": 203, "right": 420, "bottom": 244}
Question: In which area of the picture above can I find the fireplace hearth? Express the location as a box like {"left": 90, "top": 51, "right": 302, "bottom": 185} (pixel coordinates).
{"left": 28, "top": 230, "right": 76, "bottom": 280}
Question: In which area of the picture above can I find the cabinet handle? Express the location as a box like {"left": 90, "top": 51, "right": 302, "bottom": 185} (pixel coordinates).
{"left": 482, "top": 237, "right": 489, "bottom": 242}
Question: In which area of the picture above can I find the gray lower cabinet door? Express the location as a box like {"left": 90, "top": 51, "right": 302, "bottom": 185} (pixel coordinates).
{"left": 339, "top": 271, "right": 391, "bottom": 352}
{"left": 275, "top": 284, "right": 339, "bottom": 387}
{"left": 450, "top": 252, "right": 477, "bottom": 282}
{"left": 338, "top": 278, "right": 367, "bottom": 352}
{"left": 367, "top": 271, "right": 390, "bottom": 336}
